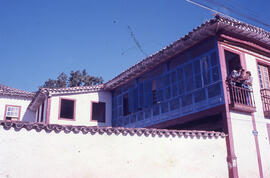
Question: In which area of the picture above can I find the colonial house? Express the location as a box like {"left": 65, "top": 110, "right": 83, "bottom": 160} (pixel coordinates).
{"left": 1, "top": 15, "right": 270, "bottom": 177}
{"left": 0, "top": 84, "right": 35, "bottom": 122}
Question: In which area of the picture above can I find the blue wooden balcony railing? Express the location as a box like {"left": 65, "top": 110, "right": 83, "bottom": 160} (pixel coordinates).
{"left": 112, "top": 82, "right": 224, "bottom": 128}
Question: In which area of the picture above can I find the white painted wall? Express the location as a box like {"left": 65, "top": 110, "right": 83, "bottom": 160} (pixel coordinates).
{"left": 230, "top": 112, "right": 261, "bottom": 178}
{"left": 0, "top": 127, "right": 228, "bottom": 178}
{"left": 48, "top": 91, "right": 112, "bottom": 127}
{"left": 222, "top": 44, "right": 270, "bottom": 177}
{"left": 0, "top": 96, "right": 35, "bottom": 122}
{"left": 244, "top": 51, "right": 270, "bottom": 178}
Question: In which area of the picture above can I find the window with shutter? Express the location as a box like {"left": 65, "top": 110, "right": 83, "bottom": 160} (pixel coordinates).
{"left": 258, "top": 64, "right": 270, "bottom": 89}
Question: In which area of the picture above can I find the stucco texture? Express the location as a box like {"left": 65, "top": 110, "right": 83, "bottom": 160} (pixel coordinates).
{"left": 0, "top": 127, "right": 227, "bottom": 178}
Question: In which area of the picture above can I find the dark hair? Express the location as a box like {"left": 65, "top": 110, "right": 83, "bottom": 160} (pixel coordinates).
{"left": 236, "top": 66, "right": 243, "bottom": 71}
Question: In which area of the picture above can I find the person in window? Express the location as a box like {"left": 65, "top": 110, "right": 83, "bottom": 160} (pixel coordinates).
{"left": 242, "top": 71, "right": 253, "bottom": 105}
{"left": 242, "top": 71, "right": 253, "bottom": 90}
{"left": 230, "top": 66, "right": 245, "bottom": 87}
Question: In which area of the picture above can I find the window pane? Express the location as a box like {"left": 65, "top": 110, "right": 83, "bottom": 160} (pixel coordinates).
{"left": 178, "top": 81, "right": 185, "bottom": 95}
{"left": 184, "top": 63, "right": 193, "bottom": 77}
{"left": 138, "top": 112, "right": 144, "bottom": 121}
{"left": 195, "top": 89, "right": 206, "bottom": 103}
{"left": 153, "top": 104, "right": 160, "bottom": 116}
{"left": 156, "top": 90, "right": 163, "bottom": 102}
{"left": 165, "top": 87, "right": 171, "bottom": 99}
{"left": 60, "top": 99, "right": 75, "bottom": 119}
{"left": 170, "top": 98, "right": 180, "bottom": 111}
{"left": 182, "top": 94, "right": 193, "bottom": 107}
{"left": 118, "top": 107, "right": 123, "bottom": 117}
{"left": 172, "top": 84, "right": 178, "bottom": 97}
{"left": 186, "top": 76, "right": 194, "bottom": 91}
{"left": 123, "top": 93, "right": 129, "bottom": 116}
{"left": 156, "top": 78, "right": 163, "bottom": 89}
{"left": 202, "top": 56, "right": 211, "bottom": 85}
{"left": 208, "top": 83, "right": 221, "bottom": 98}
{"left": 163, "top": 74, "right": 170, "bottom": 87}
{"left": 117, "top": 95, "right": 123, "bottom": 106}
{"left": 194, "top": 60, "right": 201, "bottom": 74}
{"left": 6, "top": 106, "right": 19, "bottom": 118}
{"left": 195, "top": 75, "right": 202, "bottom": 89}
{"left": 177, "top": 68, "right": 183, "bottom": 80}
{"left": 203, "top": 70, "right": 211, "bottom": 85}
{"left": 130, "top": 114, "right": 136, "bottom": 123}
{"left": 161, "top": 102, "right": 169, "bottom": 113}
{"left": 144, "top": 109, "right": 151, "bottom": 118}
{"left": 212, "top": 67, "right": 219, "bottom": 82}
{"left": 210, "top": 52, "right": 217, "bottom": 66}
{"left": 171, "top": 72, "right": 177, "bottom": 84}
{"left": 92, "top": 102, "right": 106, "bottom": 122}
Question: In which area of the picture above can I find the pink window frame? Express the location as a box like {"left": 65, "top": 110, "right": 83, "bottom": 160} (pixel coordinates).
{"left": 256, "top": 59, "right": 270, "bottom": 89}
{"left": 219, "top": 45, "right": 247, "bottom": 76}
{"left": 90, "top": 101, "right": 106, "bottom": 123}
{"left": 58, "top": 97, "right": 76, "bottom": 121}
{"left": 267, "top": 124, "right": 270, "bottom": 144}
{"left": 4, "top": 105, "right": 21, "bottom": 121}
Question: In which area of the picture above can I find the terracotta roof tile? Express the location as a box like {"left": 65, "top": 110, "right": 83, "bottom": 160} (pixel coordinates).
{"left": 0, "top": 121, "right": 227, "bottom": 139}
{"left": 0, "top": 84, "right": 35, "bottom": 98}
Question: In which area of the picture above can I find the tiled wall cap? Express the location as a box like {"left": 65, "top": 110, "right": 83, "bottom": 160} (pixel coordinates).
{"left": 0, "top": 121, "right": 227, "bottom": 139}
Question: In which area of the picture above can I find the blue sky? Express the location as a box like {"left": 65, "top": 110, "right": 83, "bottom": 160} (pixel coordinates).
{"left": 1, "top": 0, "right": 270, "bottom": 92}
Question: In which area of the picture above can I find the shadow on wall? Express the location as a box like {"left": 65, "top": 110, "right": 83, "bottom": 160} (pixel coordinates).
{"left": 22, "top": 109, "right": 36, "bottom": 122}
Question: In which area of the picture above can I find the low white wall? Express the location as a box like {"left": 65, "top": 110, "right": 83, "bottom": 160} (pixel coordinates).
{"left": 48, "top": 91, "right": 111, "bottom": 127}
{"left": 0, "top": 125, "right": 228, "bottom": 178}
{"left": 0, "top": 96, "right": 35, "bottom": 122}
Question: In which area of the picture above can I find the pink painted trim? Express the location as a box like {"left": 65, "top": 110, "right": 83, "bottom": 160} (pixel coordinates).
{"left": 90, "top": 101, "right": 106, "bottom": 123}
{"left": 218, "top": 42, "right": 239, "bottom": 178}
{"left": 221, "top": 45, "right": 247, "bottom": 72}
{"left": 256, "top": 59, "right": 270, "bottom": 67}
{"left": 4, "top": 105, "right": 21, "bottom": 121}
{"left": 46, "top": 97, "right": 51, "bottom": 124}
{"left": 58, "top": 97, "right": 76, "bottom": 121}
{"left": 220, "top": 34, "right": 270, "bottom": 58}
{"left": 219, "top": 41, "right": 270, "bottom": 63}
{"left": 267, "top": 124, "right": 270, "bottom": 144}
{"left": 251, "top": 113, "right": 264, "bottom": 178}
{"left": 255, "top": 59, "right": 270, "bottom": 90}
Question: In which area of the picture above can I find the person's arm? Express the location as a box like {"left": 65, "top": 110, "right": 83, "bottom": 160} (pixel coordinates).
{"left": 246, "top": 77, "right": 253, "bottom": 86}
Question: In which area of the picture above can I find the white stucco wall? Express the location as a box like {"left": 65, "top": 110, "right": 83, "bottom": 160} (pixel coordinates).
{"left": 0, "top": 96, "right": 35, "bottom": 122}
{"left": 243, "top": 51, "right": 270, "bottom": 178}
{"left": 222, "top": 44, "right": 270, "bottom": 177}
{"left": 0, "top": 127, "right": 228, "bottom": 178}
{"left": 48, "top": 91, "right": 112, "bottom": 127}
